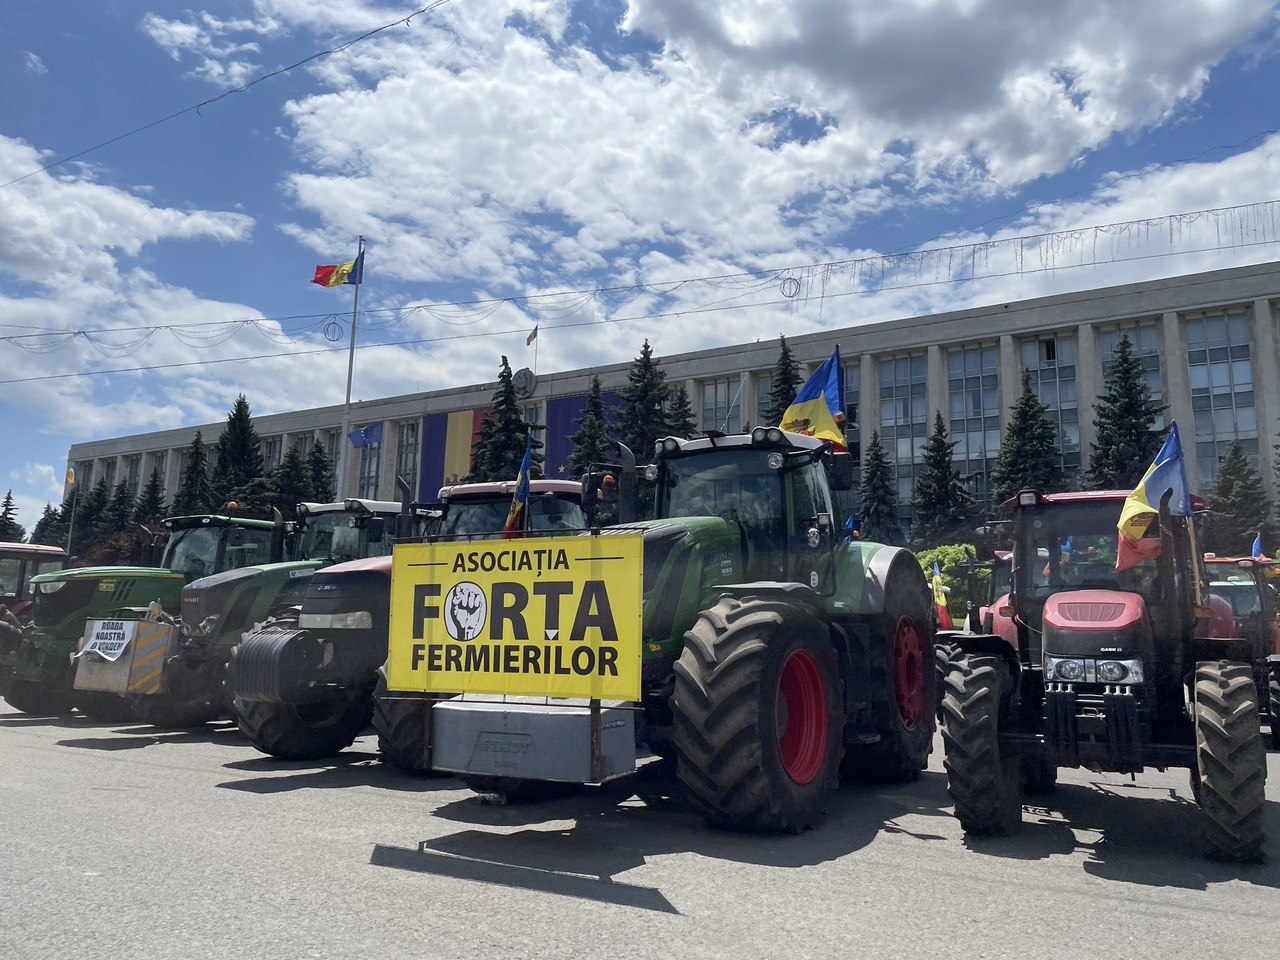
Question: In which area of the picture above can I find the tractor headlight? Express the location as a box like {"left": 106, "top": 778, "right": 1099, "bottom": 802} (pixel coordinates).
{"left": 1097, "top": 659, "right": 1144, "bottom": 684}
{"left": 644, "top": 464, "right": 658, "bottom": 481}
{"left": 766, "top": 452, "right": 785, "bottom": 470}
{"left": 298, "top": 611, "right": 373, "bottom": 630}
{"left": 37, "top": 580, "right": 66, "bottom": 594}
{"left": 1045, "top": 657, "right": 1086, "bottom": 681}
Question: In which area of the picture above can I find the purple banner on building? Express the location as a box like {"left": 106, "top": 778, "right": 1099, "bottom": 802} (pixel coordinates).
{"left": 542, "top": 391, "right": 624, "bottom": 479}
{"left": 418, "top": 412, "right": 449, "bottom": 501}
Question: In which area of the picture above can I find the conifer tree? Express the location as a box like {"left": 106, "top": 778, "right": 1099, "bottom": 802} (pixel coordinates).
{"left": 173, "top": 431, "right": 213, "bottom": 515}
{"left": 470, "top": 356, "right": 544, "bottom": 481}
{"left": 1086, "top": 334, "right": 1165, "bottom": 490}
{"left": 30, "top": 503, "right": 66, "bottom": 547}
{"left": 765, "top": 335, "right": 802, "bottom": 426}
{"left": 665, "top": 384, "right": 696, "bottom": 439}
{"left": 1206, "top": 440, "right": 1272, "bottom": 556}
{"left": 992, "top": 370, "right": 1062, "bottom": 503}
{"left": 73, "top": 477, "right": 111, "bottom": 552}
{"left": 911, "top": 412, "right": 972, "bottom": 546}
{"left": 860, "top": 431, "right": 904, "bottom": 545}
{"left": 614, "top": 339, "right": 673, "bottom": 460}
{"left": 134, "top": 466, "right": 167, "bottom": 524}
{"left": 567, "top": 376, "right": 615, "bottom": 479}
{"left": 210, "top": 395, "right": 265, "bottom": 504}
{"left": 273, "top": 440, "right": 313, "bottom": 516}
{"left": 101, "top": 480, "right": 138, "bottom": 538}
{"left": 307, "top": 438, "right": 335, "bottom": 502}
{"left": 0, "top": 490, "right": 26, "bottom": 542}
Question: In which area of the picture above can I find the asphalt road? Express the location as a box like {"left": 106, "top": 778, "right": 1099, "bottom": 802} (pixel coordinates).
{"left": 2, "top": 702, "right": 1278, "bottom": 960}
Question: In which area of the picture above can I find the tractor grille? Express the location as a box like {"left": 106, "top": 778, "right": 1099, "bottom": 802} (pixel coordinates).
{"left": 1055, "top": 601, "right": 1125, "bottom": 623}
{"left": 32, "top": 580, "right": 98, "bottom": 630}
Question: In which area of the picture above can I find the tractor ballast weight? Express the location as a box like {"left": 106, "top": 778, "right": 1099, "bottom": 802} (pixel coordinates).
{"left": 941, "top": 489, "right": 1268, "bottom": 861}
{"left": 225, "top": 481, "right": 586, "bottom": 762}
{"left": 382, "top": 429, "right": 939, "bottom": 832}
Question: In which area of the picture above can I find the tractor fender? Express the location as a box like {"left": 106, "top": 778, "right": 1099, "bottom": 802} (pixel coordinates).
{"left": 952, "top": 633, "right": 1021, "bottom": 680}
{"left": 713, "top": 580, "right": 824, "bottom": 612}
{"left": 856, "top": 545, "right": 928, "bottom": 618}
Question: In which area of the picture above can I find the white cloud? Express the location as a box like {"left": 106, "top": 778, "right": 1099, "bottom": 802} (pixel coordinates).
{"left": 23, "top": 52, "right": 46, "bottom": 75}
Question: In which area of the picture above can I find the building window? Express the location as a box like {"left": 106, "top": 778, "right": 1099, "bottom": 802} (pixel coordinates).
{"left": 151, "top": 451, "right": 168, "bottom": 487}
{"left": 76, "top": 461, "right": 93, "bottom": 488}
{"left": 1099, "top": 321, "right": 1164, "bottom": 428}
{"left": 947, "top": 343, "right": 1001, "bottom": 509}
{"left": 396, "top": 420, "right": 420, "bottom": 493}
{"left": 358, "top": 437, "right": 381, "bottom": 499}
{"left": 325, "top": 430, "right": 341, "bottom": 465}
{"left": 1187, "top": 311, "right": 1256, "bottom": 483}
{"left": 879, "top": 353, "right": 927, "bottom": 513}
{"left": 1020, "top": 332, "right": 1080, "bottom": 479}
{"left": 702, "top": 378, "right": 742, "bottom": 434}
{"left": 125, "top": 456, "right": 141, "bottom": 494}
{"left": 262, "top": 436, "right": 283, "bottom": 470}
{"left": 102, "top": 459, "right": 117, "bottom": 488}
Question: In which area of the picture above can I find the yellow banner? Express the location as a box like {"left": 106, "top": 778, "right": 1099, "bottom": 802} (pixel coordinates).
{"left": 387, "top": 534, "right": 644, "bottom": 700}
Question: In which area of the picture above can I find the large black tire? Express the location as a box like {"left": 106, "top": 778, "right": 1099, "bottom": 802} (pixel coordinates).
{"left": 76, "top": 691, "right": 138, "bottom": 724}
{"left": 235, "top": 696, "right": 374, "bottom": 761}
{"left": 130, "top": 694, "right": 220, "bottom": 729}
{"left": 3, "top": 678, "right": 76, "bottom": 716}
{"left": 371, "top": 664, "right": 440, "bottom": 775}
{"left": 672, "top": 597, "right": 844, "bottom": 833}
{"left": 1268, "top": 666, "right": 1280, "bottom": 752}
{"left": 1194, "top": 661, "right": 1267, "bottom": 863}
{"left": 934, "top": 640, "right": 959, "bottom": 721}
{"left": 941, "top": 653, "right": 1022, "bottom": 836}
{"left": 855, "top": 564, "right": 936, "bottom": 783}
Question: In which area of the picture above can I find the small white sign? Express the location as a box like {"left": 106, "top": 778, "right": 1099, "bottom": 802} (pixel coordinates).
{"left": 77, "top": 620, "right": 138, "bottom": 662}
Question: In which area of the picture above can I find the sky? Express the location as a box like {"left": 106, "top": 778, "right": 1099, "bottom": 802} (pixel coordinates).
{"left": 3, "top": 0, "right": 1280, "bottom": 531}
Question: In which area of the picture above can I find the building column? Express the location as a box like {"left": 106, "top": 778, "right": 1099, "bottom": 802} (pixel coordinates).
{"left": 1075, "top": 323, "right": 1100, "bottom": 469}
{"left": 926, "top": 344, "right": 945, "bottom": 425}
{"left": 1160, "top": 310, "right": 1197, "bottom": 490}
{"left": 998, "top": 335, "right": 1020, "bottom": 429}
{"left": 1250, "top": 297, "right": 1280, "bottom": 496}
{"left": 860, "top": 353, "right": 877, "bottom": 465}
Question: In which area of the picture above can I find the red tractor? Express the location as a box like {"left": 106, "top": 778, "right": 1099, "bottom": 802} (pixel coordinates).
{"left": 1204, "top": 555, "right": 1280, "bottom": 750}
{"left": 942, "top": 490, "right": 1268, "bottom": 862}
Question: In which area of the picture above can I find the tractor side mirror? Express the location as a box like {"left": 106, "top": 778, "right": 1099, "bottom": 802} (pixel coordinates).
{"left": 367, "top": 517, "right": 386, "bottom": 542}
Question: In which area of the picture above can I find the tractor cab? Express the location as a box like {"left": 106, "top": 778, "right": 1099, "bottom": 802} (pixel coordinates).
{"left": 436, "top": 480, "right": 586, "bottom": 539}
{"left": 293, "top": 499, "right": 401, "bottom": 563}
{"left": 0, "top": 543, "right": 67, "bottom": 622}
{"left": 160, "top": 514, "right": 281, "bottom": 581}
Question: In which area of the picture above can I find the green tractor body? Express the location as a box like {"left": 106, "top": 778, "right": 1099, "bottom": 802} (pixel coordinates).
{"left": 381, "top": 429, "right": 937, "bottom": 831}
{"left": 0, "top": 515, "right": 278, "bottom": 717}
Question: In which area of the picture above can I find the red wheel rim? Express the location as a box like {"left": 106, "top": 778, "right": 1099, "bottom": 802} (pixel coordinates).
{"left": 775, "top": 649, "right": 830, "bottom": 785}
{"left": 893, "top": 617, "right": 925, "bottom": 731}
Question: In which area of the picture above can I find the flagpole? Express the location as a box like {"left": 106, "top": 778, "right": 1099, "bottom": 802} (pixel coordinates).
{"left": 337, "top": 235, "right": 365, "bottom": 498}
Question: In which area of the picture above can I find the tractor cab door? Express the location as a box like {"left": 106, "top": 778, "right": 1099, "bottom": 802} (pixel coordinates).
{"left": 783, "top": 460, "right": 838, "bottom": 591}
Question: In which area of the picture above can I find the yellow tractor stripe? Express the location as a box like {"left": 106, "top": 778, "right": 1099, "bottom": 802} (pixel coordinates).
{"left": 131, "top": 647, "right": 166, "bottom": 671}
{"left": 127, "top": 666, "right": 164, "bottom": 694}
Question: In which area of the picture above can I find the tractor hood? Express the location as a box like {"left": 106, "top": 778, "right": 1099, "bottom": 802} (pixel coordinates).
{"left": 1041, "top": 589, "right": 1152, "bottom": 660}
{"left": 31, "top": 565, "right": 177, "bottom": 584}
{"left": 319, "top": 555, "right": 394, "bottom": 577}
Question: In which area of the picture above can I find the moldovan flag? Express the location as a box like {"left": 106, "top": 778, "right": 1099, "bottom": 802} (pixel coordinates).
{"left": 312, "top": 250, "right": 364, "bottom": 288}
{"left": 527, "top": 325, "right": 538, "bottom": 346}
{"left": 1116, "top": 422, "right": 1192, "bottom": 572}
{"left": 502, "top": 435, "right": 533, "bottom": 539}
{"left": 932, "top": 562, "right": 954, "bottom": 630}
{"left": 779, "top": 346, "right": 847, "bottom": 450}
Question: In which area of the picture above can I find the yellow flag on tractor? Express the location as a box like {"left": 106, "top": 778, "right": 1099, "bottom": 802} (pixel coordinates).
{"left": 779, "top": 346, "right": 847, "bottom": 450}
{"left": 1116, "top": 422, "right": 1192, "bottom": 571}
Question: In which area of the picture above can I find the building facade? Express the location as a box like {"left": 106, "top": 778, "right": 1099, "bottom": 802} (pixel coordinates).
{"left": 65, "top": 260, "right": 1280, "bottom": 523}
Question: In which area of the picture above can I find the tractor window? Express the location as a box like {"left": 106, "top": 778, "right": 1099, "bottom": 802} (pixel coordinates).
{"left": 440, "top": 499, "right": 513, "bottom": 538}
{"left": 1016, "top": 505, "right": 1138, "bottom": 604}
{"left": 787, "top": 462, "right": 835, "bottom": 536}
{"left": 221, "top": 527, "right": 273, "bottom": 571}
{"left": 164, "top": 528, "right": 222, "bottom": 580}
{"left": 529, "top": 496, "right": 586, "bottom": 532}
{"left": 662, "top": 450, "right": 784, "bottom": 534}
{"left": 0, "top": 559, "right": 19, "bottom": 598}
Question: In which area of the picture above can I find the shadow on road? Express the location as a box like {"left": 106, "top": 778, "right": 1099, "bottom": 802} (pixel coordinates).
{"left": 369, "top": 765, "right": 954, "bottom": 912}
{"left": 216, "top": 751, "right": 462, "bottom": 795}
{"left": 54, "top": 721, "right": 239, "bottom": 751}
{"left": 963, "top": 778, "right": 1280, "bottom": 890}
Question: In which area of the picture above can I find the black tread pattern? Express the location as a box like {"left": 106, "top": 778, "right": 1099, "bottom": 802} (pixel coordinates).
{"left": 672, "top": 597, "right": 843, "bottom": 833}
{"left": 371, "top": 664, "right": 441, "bottom": 775}
{"left": 235, "top": 696, "right": 373, "bottom": 761}
{"left": 941, "top": 653, "right": 1021, "bottom": 836}
{"left": 1268, "top": 668, "right": 1280, "bottom": 752}
{"left": 4, "top": 679, "right": 76, "bottom": 716}
{"left": 1194, "top": 661, "right": 1267, "bottom": 862}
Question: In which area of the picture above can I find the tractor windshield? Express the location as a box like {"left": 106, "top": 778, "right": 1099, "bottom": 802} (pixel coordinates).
{"left": 439, "top": 496, "right": 586, "bottom": 538}
{"left": 297, "top": 512, "right": 396, "bottom": 562}
{"left": 163, "top": 525, "right": 274, "bottom": 579}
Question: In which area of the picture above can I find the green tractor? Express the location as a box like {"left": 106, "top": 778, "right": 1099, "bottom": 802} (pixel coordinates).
{"left": 1, "top": 514, "right": 281, "bottom": 719}
{"left": 379, "top": 428, "right": 936, "bottom": 832}
{"left": 132, "top": 499, "right": 405, "bottom": 727}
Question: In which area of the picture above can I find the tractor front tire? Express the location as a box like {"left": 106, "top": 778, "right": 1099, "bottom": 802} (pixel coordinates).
{"left": 4, "top": 678, "right": 76, "bottom": 716}
{"left": 1194, "top": 661, "right": 1266, "bottom": 863}
{"left": 235, "top": 695, "right": 374, "bottom": 761}
{"left": 855, "top": 566, "right": 936, "bottom": 783}
{"left": 672, "top": 597, "right": 844, "bottom": 833}
{"left": 371, "top": 664, "right": 440, "bottom": 775}
{"left": 942, "top": 653, "right": 1022, "bottom": 836}
{"left": 1268, "top": 666, "right": 1280, "bottom": 752}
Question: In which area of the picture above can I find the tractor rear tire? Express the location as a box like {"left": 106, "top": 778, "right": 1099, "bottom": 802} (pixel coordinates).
{"left": 3, "top": 678, "right": 75, "bottom": 716}
{"left": 371, "top": 664, "right": 441, "bottom": 775}
{"left": 854, "top": 566, "right": 936, "bottom": 783}
{"left": 1268, "top": 667, "right": 1280, "bottom": 752}
{"left": 76, "top": 691, "right": 138, "bottom": 724}
{"left": 235, "top": 695, "right": 374, "bottom": 761}
{"left": 1194, "top": 661, "right": 1266, "bottom": 863}
{"left": 672, "top": 597, "right": 844, "bottom": 833}
{"left": 942, "top": 653, "right": 1022, "bottom": 836}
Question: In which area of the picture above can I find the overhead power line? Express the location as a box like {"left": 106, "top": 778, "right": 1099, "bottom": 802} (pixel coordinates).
{"left": 0, "top": 1, "right": 457, "bottom": 191}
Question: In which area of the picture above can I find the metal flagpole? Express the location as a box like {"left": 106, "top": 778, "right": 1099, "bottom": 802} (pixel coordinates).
{"left": 337, "top": 236, "right": 365, "bottom": 498}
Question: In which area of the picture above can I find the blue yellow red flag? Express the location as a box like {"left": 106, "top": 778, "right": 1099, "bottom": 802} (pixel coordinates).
{"left": 1116, "top": 422, "right": 1191, "bottom": 571}
{"left": 779, "top": 346, "right": 847, "bottom": 450}
{"left": 312, "top": 250, "right": 364, "bottom": 288}
{"left": 502, "top": 435, "right": 533, "bottom": 539}
{"left": 931, "top": 561, "right": 954, "bottom": 630}
{"left": 1253, "top": 532, "right": 1264, "bottom": 560}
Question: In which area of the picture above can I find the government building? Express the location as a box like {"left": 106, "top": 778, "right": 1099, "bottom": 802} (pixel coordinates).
{"left": 65, "top": 259, "right": 1280, "bottom": 524}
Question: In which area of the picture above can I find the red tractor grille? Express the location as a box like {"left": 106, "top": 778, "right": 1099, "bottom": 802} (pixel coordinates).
{"left": 1055, "top": 601, "right": 1126, "bottom": 623}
